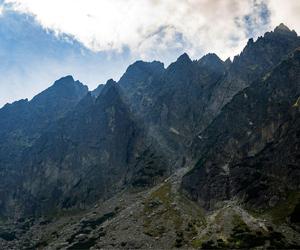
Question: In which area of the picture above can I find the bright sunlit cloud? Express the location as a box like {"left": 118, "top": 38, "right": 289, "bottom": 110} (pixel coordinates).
{"left": 268, "top": 0, "right": 300, "bottom": 33}
{"left": 4, "top": 0, "right": 290, "bottom": 61}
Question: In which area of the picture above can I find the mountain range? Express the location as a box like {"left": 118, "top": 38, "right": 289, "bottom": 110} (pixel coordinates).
{"left": 0, "top": 23, "right": 300, "bottom": 249}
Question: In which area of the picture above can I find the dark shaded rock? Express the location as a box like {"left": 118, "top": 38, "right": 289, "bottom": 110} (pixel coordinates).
{"left": 0, "top": 25, "right": 299, "bottom": 244}
{"left": 0, "top": 231, "right": 16, "bottom": 241}
{"left": 182, "top": 49, "right": 300, "bottom": 211}
{"left": 16, "top": 81, "right": 135, "bottom": 216}
{"left": 274, "top": 23, "right": 297, "bottom": 36}
{"left": 120, "top": 241, "right": 127, "bottom": 247}
{"left": 80, "top": 212, "right": 116, "bottom": 229}
{"left": 91, "top": 83, "right": 104, "bottom": 97}
{"left": 119, "top": 52, "right": 226, "bottom": 168}
{"left": 130, "top": 148, "right": 168, "bottom": 187}
{"left": 198, "top": 23, "right": 300, "bottom": 134}
{"left": 290, "top": 202, "right": 300, "bottom": 224}
{"left": 0, "top": 76, "right": 88, "bottom": 218}
{"left": 119, "top": 60, "right": 164, "bottom": 91}
{"left": 118, "top": 24, "right": 300, "bottom": 175}
{"left": 67, "top": 237, "right": 97, "bottom": 250}
{"left": 0, "top": 79, "right": 168, "bottom": 218}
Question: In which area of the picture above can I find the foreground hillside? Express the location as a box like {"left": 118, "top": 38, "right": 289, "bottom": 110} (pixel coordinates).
{"left": 1, "top": 167, "right": 299, "bottom": 249}
{"left": 0, "top": 24, "right": 299, "bottom": 249}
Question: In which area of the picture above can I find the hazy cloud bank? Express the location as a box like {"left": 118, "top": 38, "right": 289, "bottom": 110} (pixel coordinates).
{"left": 6, "top": 0, "right": 299, "bottom": 61}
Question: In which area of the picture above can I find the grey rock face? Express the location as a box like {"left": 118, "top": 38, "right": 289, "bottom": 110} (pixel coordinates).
{"left": 119, "top": 52, "right": 227, "bottom": 168}
{"left": 0, "top": 76, "right": 88, "bottom": 218}
{"left": 0, "top": 76, "right": 88, "bottom": 162}
{"left": 182, "top": 49, "right": 300, "bottom": 212}
{"left": 199, "top": 24, "right": 300, "bottom": 132}
{"left": 0, "top": 24, "right": 299, "bottom": 245}
{"left": 0, "top": 79, "right": 167, "bottom": 218}
{"left": 119, "top": 25, "right": 300, "bottom": 169}
{"left": 90, "top": 83, "right": 104, "bottom": 97}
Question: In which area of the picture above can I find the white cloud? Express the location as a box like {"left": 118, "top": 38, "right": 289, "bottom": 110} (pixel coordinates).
{"left": 4, "top": 0, "right": 284, "bottom": 61}
{"left": 268, "top": 0, "right": 300, "bottom": 32}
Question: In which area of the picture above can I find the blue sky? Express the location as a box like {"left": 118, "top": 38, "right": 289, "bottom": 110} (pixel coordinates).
{"left": 0, "top": 0, "right": 299, "bottom": 107}
{"left": 0, "top": 9, "right": 132, "bottom": 106}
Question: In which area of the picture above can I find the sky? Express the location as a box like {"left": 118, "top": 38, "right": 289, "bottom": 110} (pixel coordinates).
{"left": 0, "top": 0, "right": 300, "bottom": 107}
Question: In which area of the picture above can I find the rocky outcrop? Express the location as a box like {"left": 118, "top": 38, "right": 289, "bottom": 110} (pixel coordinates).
{"left": 198, "top": 23, "right": 300, "bottom": 132}
{"left": 118, "top": 25, "right": 300, "bottom": 170}
{"left": 0, "top": 76, "right": 88, "bottom": 169}
{"left": 0, "top": 76, "right": 89, "bottom": 218}
{"left": 119, "top": 52, "right": 227, "bottom": 168}
{"left": 91, "top": 84, "right": 104, "bottom": 97}
{"left": 0, "top": 79, "right": 167, "bottom": 218}
{"left": 182, "top": 49, "right": 300, "bottom": 213}
{"left": 0, "top": 25, "right": 299, "bottom": 247}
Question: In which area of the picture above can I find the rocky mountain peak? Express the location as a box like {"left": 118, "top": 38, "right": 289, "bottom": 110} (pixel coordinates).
{"left": 270, "top": 23, "right": 297, "bottom": 38}
{"left": 166, "top": 53, "right": 193, "bottom": 76}
{"left": 224, "top": 57, "right": 232, "bottom": 67}
{"left": 232, "top": 23, "right": 300, "bottom": 73}
{"left": 175, "top": 52, "right": 192, "bottom": 64}
{"left": 100, "top": 79, "right": 118, "bottom": 95}
{"left": 52, "top": 75, "right": 88, "bottom": 93}
{"left": 105, "top": 78, "right": 117, "bottom": 86}
{"left": 122, "top": 60, "right": 164, "bottom": 78}
{"left": 119, "top": 60, "right": 164, "bottom": 89}
{"left": 96, "top": 79, "right": 123, "bottom": 106}
{"left": 91, "top": 84, "right": 104, "bottom": 97}
{"left": 129, "top": 60, "right": 164, "bottom": 72}
{"left": 31, "top": 75, "right": 88, "bottom": 105}
{"left": 274, "top": 23, "right": 292, "bottom": 33}
{"left": 53, "top": 75, "right": 75, "bottom": 85}
{"left": 198, "top": 53, "right": 224, "bottom": 70}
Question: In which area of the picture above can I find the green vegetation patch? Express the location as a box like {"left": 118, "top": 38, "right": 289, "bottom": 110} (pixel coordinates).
{"left": 266, "top": 191, "right": 300, "bottom": 224}
{"left": 142, "top": 183, "right": 183, "bottom": 237}
{"left": 191, "top": 238, "right": 203, "bottom": 248}
{"left": 198, "top": 211, "right": 297, "bottom": 249}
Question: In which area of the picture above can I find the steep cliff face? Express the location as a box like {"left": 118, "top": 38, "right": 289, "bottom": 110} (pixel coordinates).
{"left": 0, "top": 25, "right": 300, "bottom": 234}
{"left": 120, "top": 53, "right": 226, "bottom": 167}
{"left": 0, "top": 24, "right": 300, "bottom": 249}
{"left": 0, "top": 80, "right": 167, "bottom": 218}
{"left": 199, "top": 24, "right": 300, "bottom": 131}
{"left": 91, "top": 84, "right": 104, "bottom": 97}
{"left": 0, "top": 76, "right": 88, "bottom": 169}
{"left": 182, "top": 49, "right": 300, "bottom": 213}
{"left": 118, "top": 25, "right": 300, "bottom": 168}
{"left": 0, "top": 76, "right": 89, "bottom": 218}
{"left": 24, "top": 80, "right": 135, "bottom": 214}
{"left": 120, "top": 53, "right": 226, "bottom": 138}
